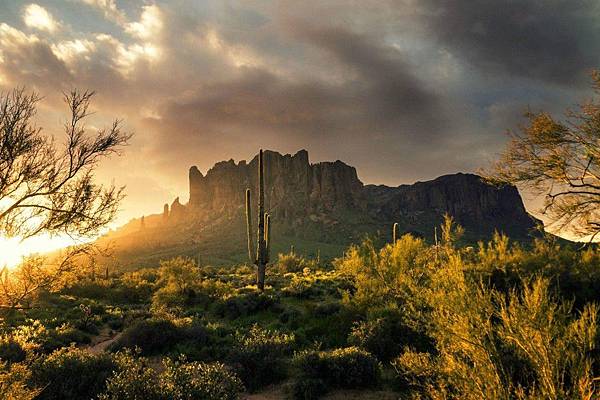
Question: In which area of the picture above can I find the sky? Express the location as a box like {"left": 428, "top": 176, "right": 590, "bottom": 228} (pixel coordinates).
{"left": 0, "top": 0, "right": 599, "bottom": 251}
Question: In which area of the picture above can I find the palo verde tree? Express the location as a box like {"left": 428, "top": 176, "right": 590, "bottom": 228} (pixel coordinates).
{"left": 488, "top": 72, "right": 600, "bottom": 240}
{"left": 245, "top": 149, "right": 271, "bottom": 291}
{"left": 0, "top": 88, "right": 131, "bottom": 309}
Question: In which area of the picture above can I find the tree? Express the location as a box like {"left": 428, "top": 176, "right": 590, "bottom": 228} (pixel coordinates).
{"left": 488, "top": 72, "right": 600, "bottom": 240}
{"left": 0, "top": 88, "right": 131, "bottom": 308}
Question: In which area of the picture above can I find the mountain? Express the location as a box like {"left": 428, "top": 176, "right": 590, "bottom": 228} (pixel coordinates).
{"left": 97, "top": 150, "right": 541, "bottom": 269}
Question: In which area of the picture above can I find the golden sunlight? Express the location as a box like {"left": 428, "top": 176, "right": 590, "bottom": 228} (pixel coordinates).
{"left": 0, "top": 234, "right": 75, "bottom": 269}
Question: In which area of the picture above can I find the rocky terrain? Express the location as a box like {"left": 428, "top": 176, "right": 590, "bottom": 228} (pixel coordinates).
{"left": 97, "top": 150, "right": 540, "bottom": 269}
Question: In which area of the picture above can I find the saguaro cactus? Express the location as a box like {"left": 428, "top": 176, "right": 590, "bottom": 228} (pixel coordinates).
{"left": 245, "top": 149, "right": 271, "bottom": 291}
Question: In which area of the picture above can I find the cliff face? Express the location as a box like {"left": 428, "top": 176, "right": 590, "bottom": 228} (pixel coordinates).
{"left": 101, "top": 150, "right": 540, "bottom": 269}
{"left": 186, "top": 150, "right": 365, "bottom": 221}
{"left": 177, "top": 150, "right": 537, "bottom": 239}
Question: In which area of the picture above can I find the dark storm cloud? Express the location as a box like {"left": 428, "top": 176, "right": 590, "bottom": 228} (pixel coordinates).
{"left": 419, "top": 0, "right": 600, "bottom": 85}
{"left": 294, "top": 24, "right": 444, "bottom": 132}
{"left": 149, "top": 23, "right": 446, "bottom": 149}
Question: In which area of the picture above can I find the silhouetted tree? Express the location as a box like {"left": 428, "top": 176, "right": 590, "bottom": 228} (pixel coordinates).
{"left": 0, "top": 88, "right": 131, "bottom": 308}
{"left": 488, "top": 72, "right": 600, "bottom": 240}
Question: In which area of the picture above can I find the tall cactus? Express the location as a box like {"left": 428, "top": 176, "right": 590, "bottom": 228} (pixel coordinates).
{"left": 245, "top": 149, "right": 271, "bottom": 291}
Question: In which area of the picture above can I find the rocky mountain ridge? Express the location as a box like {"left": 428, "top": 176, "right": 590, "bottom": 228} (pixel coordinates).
{"left": 99, "top": 150, "right": 540, "bottom": 268}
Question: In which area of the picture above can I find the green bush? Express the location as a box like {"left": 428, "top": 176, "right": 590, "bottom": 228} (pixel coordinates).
{"left": 228, "top": 325, "right": 295, "bottom": 392}
{"left": 30, "top": 346, "right": 116, "bottom": 400}
{"left": 213, "top": 292, "right": 278, "bottom": 319}
{"left": 0, "top": 337, "right": 27, "bottom": 363}
{"left": 99, "top": 352, "right": 244, "bottom": 400}
{"left": 98, "top": 351, "right": 163, "bottom": 400}
{"left": 293, "top": 346, "right": 381, "bottom": 397}
{"left": 0, "top": 363, "right": 41, "bottom": 400}
{"left": 161, "top": 358, "right": 244, "bottom": 400}
{"left": 277, "top": 252, "right": 310, "bottom": 273}
{"left": 39, "top": 324, "right": 91, "bottom": 353}
{"left": 348, "top": 309, "right": 434, "bottom": 361}
{"left": 391, "top": 350, "right": 439, "bottom": 391}
{"left": 110, "top": 318, "right": 182, "bottom": 355}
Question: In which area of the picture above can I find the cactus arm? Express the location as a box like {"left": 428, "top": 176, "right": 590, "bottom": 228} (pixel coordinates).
{"left": 265, "top": 213, "right": 271, "bottom": 264}
{"left": 246, "top": 188, "right": 256, "bottom": 264}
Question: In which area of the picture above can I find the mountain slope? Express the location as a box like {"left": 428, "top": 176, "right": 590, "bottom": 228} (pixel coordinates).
{"left": 97, "top": 150, "right": 540, "bottom": 269}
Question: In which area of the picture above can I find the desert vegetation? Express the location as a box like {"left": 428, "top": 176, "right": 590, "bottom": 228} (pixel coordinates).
{"left": 1, "top": 216, "right": 599, "bottom": 399}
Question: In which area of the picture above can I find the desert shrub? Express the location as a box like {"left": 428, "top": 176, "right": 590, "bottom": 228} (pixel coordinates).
{"left": 100, "top": 351, "right": 244, "bottom": 400}
{"left": 278, "top": 252, "right": 309, "bottom": 273}
{"left": 228, "top": 324, "right": 295, "bottom": 391}
{"left": 110, "top": 318, "right": 182, "bottom": 355}
{"left": 412, "top": 264, "right": 599, "bottom": 399}
{"left": 279, "top": 307, "right": 302, "bottom": 327}
{"left": 391, "top": 350, "right": 439, "bottom": 391}
{"left": 161, "top": 358, "right": 244, "bottom": 400}
{"left": 0, "top": 337, "right": 26, "bottom": 363}
{"left": 98, "top": 351, "right": 163, "bottom": 400}
{"left": 312, "top": 301, "right": 341, "bottom": 317}
{"left": 297, "top": 302, "right": 360, "bottom": 348}
{"left": 0, "top": 363, "right": 41, "bottom": 400}
{"left": 335, "top": 234, "right": 430, "bottom": 311}
{"left": 290, "top": 378, "right": 328, "bottom": 400}
{"left": 213, "top": 292, "right": 278, "bottom": 319}
{"left": 30, "top": 346, "right": 116, "bottom": 400}
{"left": 151, "top": 257, "right": 228, "bottom": 311}
{"left": 348, "top": 308, "right": 433, "bottom": 361}
{"left": 39, "top": 324, "right": 91, "bottom": 353}
{"left": 292, "top": 346, "right": 381, "bottom": 398}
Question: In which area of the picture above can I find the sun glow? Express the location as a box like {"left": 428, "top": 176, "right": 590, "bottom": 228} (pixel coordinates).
{"left": 0, "top": 234, "right": 76, "bottom": 269}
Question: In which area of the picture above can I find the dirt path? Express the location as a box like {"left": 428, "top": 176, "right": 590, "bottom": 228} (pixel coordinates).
{"left": 87, "top": 328, "right": 123, "bottom": 354}
{"left": 243, "top": 384, "right": 399, "bottom": 400}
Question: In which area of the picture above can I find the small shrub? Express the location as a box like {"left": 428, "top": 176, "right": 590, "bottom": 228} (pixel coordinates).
{"left": 98, "top": 351, "right": 163, "bottom": 400}
{"left": 0, "top": 363, "right": 41, "bottom": 400}
{"left": 30, "top": 346, "right": 116, "bottom": 400}
{"left": 110, "top": 318, "right": 182, "bottom": 355}
{"left": 228, "top": 325, "right": 295, "bottom": 392}
{"left": 278, "top": 252, "right": 308, "bottom": 273}
{"left": 290, "top": 378, "right": 327, "bottom": 400}
{"left": 39, "top": 324, "right": 91, "bottom": 353}
{"left": 293, "top": 346, "right": 380, "bottom": 397}
{"left": 391, "top": 350, "right": 439, "bottom": 391}
{"left": 0, "top": 337, "right": 27, "bottom": 363}
{"left": 348, "top": 309, "right": 433, "bottom": 361}
{"left": 161, "top": 358, "right": 244, "bottom": 400}
{"left": 213, "top": 292, "right": 278, "bottom": 319}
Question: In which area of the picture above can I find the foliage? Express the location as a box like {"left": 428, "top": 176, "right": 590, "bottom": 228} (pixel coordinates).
{"left": 213, "top": 291, "right": 278, "bottom": 319}
{"left": 292, "top": 346, "right": 381, "bottom": 398}
{"left": 0, "top": 363, "right": 41, "bottom": 400}
{"left": 488, "top": 72, "right": 600, "bottom": 239}
{"left": 110, "top": 318, "right": 182, "bottom": 355}
{"left": 228, "top": 324, "right": 295, "bottom": 391}
{"left": 160, "top": 358, "right": 244, "bottom": 400}
{"left": 30, "top": 346, "right": 116, "bottom": 400}
{"left": 99, "top": 351, "right": 244, "bottom": 400}
{"left": 98, "top": 350, "right": 163, "bottom": 400}
{"left": 0, "top": 336, "right": 27, "bottom": 363}
{"left": 0, "top": 87, "right": 130, "bottom": 309}
{"left": 277, "top": 251, "right": 317, "bottom": 273}
{"left": 348, "top": 307, "right": 433, "bottom": 361}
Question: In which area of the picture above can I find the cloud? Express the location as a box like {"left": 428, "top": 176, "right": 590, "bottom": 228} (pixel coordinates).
{"left": 0, "top": 0, "right": 599, "bottom": 223}
{"left": 79, "top": 0, "right": 127, "bottom": 26}
{"left": 23, "top": 4, "right": 61, "bottom": 33}
{"left": 417, "top": 0, "right": 600, "bottom": 85}
{"left": 125, "top": 5, "right": 163, "bottom": 40}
